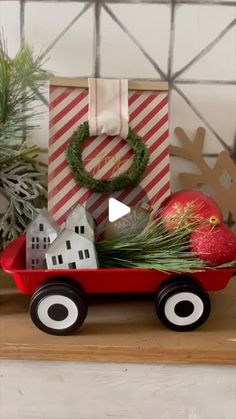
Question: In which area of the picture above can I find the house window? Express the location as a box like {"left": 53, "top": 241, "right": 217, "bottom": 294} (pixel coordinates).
{"left": 66, "top": 240, "right": 71, "bottom": 250}
{"left": 80, "top": 226, "right": 85, "bottom": 234}
{"left": 68, "top": 262, "right": 76, "bottom": 269}
{"left": 78, "top": 250, "right": 84, "bottom": 260}
{"left": 39, "top": 224, "right": 44, "bottom": 232}
{"left": 31, "top": 237, "right": 35, "bottom": 249}
{"left": 52, "top": 256, "right": 57, "bottom": 266}
{"left": 43, "top": 238, "right": 49, "bottom": 249}
{"left": 84, "top": 249, "right": 90, "bottom": 259}
{"left": 31, "top": 258, "right": 35, "bottom": 269}
{"left": 34, "top": 237, "right": 39, "bottom": 249}
{"left": 58, "top": 255, "right": 63, "bottom": 264}
{"left": 75, "top": 226, "right": 79, "bottom": 234}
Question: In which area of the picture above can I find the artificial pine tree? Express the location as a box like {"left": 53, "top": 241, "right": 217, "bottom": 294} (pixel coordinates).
{"left": 0, "top": 37, "right": 49, "bottom": 249}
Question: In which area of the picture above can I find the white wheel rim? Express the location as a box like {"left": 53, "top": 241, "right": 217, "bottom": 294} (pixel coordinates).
{"left": 37, "top": 295, "right": 79, "bottom": 330}
{"left": 164, "top": 292, "right": 204, "bottom": 327}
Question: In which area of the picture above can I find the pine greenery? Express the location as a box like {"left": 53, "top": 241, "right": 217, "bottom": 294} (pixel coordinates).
{"left": 0, "top": 37, "right": 49, "bottom": 250}
{"left": 97, "top": 218, "right": 205, "bottom": 272}
{"left": 0, "top": 38, "right": 48, "bottom": 145}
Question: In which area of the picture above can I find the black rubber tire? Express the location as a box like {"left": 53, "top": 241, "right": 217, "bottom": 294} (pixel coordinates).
{"left": 30, "top": 283, "right": 88, "bottom": 335}
{"left": 155, "top": 278, "right": 211, "bottom": 332}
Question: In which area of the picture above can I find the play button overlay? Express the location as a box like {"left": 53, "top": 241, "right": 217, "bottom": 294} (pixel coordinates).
{"left": 85, "top": 185, "right": 149, "bottom": 234}
{"left": 108, "top": 198, "right": 130, "bottom": 222}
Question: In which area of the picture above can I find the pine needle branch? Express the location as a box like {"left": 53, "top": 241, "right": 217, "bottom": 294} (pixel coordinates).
{"left": 0, "top": 37, "right": 49, "bottom": 144}
{"left": 96, "top": 218, "right": 206, "bottom": 272}
{"left": 0, "top": 34, "right": 50, "bottom": 250}
{"left": 0, "top": 159, "right": 47, "bottom": 249}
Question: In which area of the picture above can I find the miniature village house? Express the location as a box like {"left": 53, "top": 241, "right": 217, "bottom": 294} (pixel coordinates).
{"left": 45, "top": 229, "right": 98, "bottom": 270}
{"left": 65, "top": 203, "right": 95, "bottom": 241}
{"left": 26, "top": 208, "right": 60, "bottom": 269}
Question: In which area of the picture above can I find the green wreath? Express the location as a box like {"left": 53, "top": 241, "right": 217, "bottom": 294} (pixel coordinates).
{"left": 66, "top": 121, "right": 149, "bottom": 194}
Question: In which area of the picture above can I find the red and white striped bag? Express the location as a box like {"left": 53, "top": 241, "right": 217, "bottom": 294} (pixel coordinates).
{"left": 48, "top": 78, "right": 170, "bottom": 230}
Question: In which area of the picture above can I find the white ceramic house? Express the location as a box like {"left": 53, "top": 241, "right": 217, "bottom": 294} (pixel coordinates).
{"left": 26, "top": 208, "right": 60, "bottom": 269}
{"left": 45, "top": 229, "right": 98, "bottom": 270}
{"left": 65, "top": 203, "right": 95, "bottom": 241}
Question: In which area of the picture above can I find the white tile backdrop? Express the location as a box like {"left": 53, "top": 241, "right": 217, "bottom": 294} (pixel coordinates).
{"left": 0, "top": 0, "right": 235, "bottom": 191}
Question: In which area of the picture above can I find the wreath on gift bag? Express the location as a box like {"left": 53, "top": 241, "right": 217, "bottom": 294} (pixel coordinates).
{"left": 66, "top": 121, "right": 149, "bottom": 194}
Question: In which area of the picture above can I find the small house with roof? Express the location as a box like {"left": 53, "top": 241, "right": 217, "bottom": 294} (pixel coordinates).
{"left": 65, "top": 203, "right": 95, "bottom": 241}
{"left": 26, "top": 208, "right": 60, "bottom": 269}
{"left": 45, "top": 229, "right": 98, "bottom": 270}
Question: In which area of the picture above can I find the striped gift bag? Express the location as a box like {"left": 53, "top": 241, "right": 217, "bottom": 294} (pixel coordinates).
{"left": 48, "top": 78, "right": 170, "bottom": 231}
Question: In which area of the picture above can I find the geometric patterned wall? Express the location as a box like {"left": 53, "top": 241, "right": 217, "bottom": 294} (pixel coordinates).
{"left": 0, "top": 0, "right": 235, "bottom": 192}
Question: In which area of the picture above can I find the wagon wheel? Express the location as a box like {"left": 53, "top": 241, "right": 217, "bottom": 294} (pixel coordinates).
{"left": 155, "top": 277, "right": 211, "bottom": 332}
{"left": 30, "top": 283, "right": 88, "bottom": 335}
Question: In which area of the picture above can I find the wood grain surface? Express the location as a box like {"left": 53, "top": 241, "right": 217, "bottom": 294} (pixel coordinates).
{"left": 0, "top": 271, "right": 235, "bottom": 364}
{"left": 1, "top": 361, "right": 236, "bottom": 419}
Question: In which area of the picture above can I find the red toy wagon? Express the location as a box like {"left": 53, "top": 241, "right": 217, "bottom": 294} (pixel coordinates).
{"left": 1, "top": 235, "right": 235, "bottom": 335}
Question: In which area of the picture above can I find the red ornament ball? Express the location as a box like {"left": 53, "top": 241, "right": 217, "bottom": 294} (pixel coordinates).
{"left": 190, "top": 224, "right": 236, "bottom": 265}
{"left": 159, "top": 190, "right": 223, "bottom": 230}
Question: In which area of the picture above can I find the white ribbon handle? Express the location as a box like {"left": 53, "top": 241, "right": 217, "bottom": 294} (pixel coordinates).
{"left": 88, "top": 78, "right": 129, "bottom": 138}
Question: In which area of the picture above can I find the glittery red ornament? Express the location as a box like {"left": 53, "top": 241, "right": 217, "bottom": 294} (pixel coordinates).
{"left": 190, "top": 224, "right": 236, "bottom": 265}
{"left": 159, "top": 190, "right": 223, "bottom": 231}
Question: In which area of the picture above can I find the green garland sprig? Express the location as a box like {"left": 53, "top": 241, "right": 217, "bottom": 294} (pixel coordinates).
{"left": 96, "top": 217, "right": 206, "bottom": 273}
{"left": 66, "top": 121, "right": 149, "bottom": 194}
{"left": 0, "top": 36, "right": 49, "bottom": 250}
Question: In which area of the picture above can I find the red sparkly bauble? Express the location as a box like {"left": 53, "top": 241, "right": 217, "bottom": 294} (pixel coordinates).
{"left": 190, "top": 224, "right": 236, "bottom": 265}
{"left": 159, "top": 190, "right": 223, "bottom": 230}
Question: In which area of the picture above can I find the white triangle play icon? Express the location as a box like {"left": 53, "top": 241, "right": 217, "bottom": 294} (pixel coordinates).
{"left": 108, "top": 198, "right": 131, "bottom": 222}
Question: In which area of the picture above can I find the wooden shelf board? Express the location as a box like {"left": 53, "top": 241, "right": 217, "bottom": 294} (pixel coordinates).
{"left": 0, "top": 271, "right": 235, "bottom": 364}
